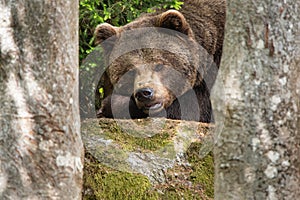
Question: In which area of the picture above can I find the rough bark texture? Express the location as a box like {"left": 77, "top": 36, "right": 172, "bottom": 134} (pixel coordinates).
{"left": 0, "top": 1, "right": 83, "bottom": 199}
{"left": 212, "top": 0, "right": 300, "bottom": 199}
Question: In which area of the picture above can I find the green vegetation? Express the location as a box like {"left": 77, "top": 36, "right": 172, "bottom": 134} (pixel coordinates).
{"left": 79, "top": 0, "right": 183, "bottom": 61}
{"left": 98, "top": 119, "right": 175, "bottom": 151}
{"left": 82, "top": 119, "right": 214, "bottom": 199}
{"left": 83, "top": 154, "right": 158, "bottom": 200}
{"left": 187, "top": 143, "right": 214, "bottom": 198}
{"left": 83, "top": 147, "right": 214, "bottom": 200}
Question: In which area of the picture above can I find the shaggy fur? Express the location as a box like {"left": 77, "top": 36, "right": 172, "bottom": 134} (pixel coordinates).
{"left": 94, "top": 0, "right": 226, "bottom": 122}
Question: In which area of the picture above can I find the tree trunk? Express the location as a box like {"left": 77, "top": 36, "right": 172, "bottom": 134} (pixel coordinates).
{"left": 213, "top": 0, "right": 300, "bottom": 199}
{"left": 0, "top": 1, "right": 83, "bottom": 199}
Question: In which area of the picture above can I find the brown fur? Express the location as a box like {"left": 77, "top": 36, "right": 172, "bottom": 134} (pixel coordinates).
{"left": 94, "top": 0, "right": 226, "bottom": 122}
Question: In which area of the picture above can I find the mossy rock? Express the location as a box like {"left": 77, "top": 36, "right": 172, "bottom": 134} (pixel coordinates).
{"left": 83, "top": 153, "right": 156, "bottom": 200}
{"left": 81, "top": 118, "right": 214, "bottom": 199}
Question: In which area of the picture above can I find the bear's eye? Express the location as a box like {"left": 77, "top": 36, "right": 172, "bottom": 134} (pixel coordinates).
{"left": 154, "top": 64, "right": 164, "bottom": 72}
{"left": 126, "top": 69, "right": 136, "bottom": 77}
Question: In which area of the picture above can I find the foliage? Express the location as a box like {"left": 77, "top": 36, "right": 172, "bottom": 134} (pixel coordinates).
{"left": 79, "top": 0, "right": 183, "bottom": 62}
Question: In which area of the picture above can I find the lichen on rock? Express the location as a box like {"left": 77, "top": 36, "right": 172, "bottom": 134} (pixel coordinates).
{"left": 82, "top": 118, "right": 215, "bottom": 199}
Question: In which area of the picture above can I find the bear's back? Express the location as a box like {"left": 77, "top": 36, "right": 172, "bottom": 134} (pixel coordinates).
{"left": 181, "top": 0, "right": 226, "bottom": 67}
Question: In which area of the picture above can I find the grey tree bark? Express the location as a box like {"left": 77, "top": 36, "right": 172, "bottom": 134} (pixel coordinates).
{"left": 0, "top": 1, "right": 83, "bottom": 199}
{"left": 213, "top": 0, "right": 300, "bottom": 199}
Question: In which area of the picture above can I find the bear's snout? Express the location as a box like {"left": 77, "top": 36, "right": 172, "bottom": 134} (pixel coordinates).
{"left": 134, "top": 88, "right": 154, "bottom": 102}
{"left": 134, "top": 87, "right": 165, "bottom": 114}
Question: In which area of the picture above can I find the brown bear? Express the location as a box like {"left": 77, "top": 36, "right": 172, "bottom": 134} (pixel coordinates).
{"left": 94, "top": 0, "right": 226, "bottom": 122}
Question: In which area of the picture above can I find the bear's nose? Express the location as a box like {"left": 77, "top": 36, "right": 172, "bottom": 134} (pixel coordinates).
{"left": 134, "top": 88, "right": 154, "bottom": 102}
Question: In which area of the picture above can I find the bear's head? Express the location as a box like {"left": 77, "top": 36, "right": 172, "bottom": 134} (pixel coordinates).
{"left": 95, "top": 10, "right": 206, "bottom": 116}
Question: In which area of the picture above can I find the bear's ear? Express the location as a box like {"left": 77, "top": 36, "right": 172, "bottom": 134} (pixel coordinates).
{"left": 157, "top": 10, "right": 191, "bottom": 35}
{"left": 94, "top": 23, "right": 118, "bottom": 45}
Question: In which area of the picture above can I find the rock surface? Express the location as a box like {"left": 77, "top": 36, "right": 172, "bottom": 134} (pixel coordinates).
{"left": 81, "top": 118, "right": 214, "bottom": 199}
